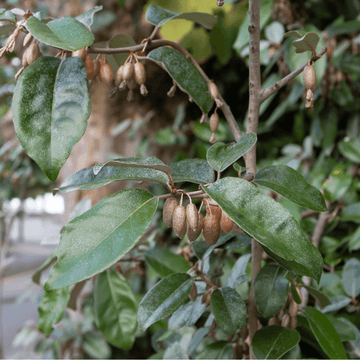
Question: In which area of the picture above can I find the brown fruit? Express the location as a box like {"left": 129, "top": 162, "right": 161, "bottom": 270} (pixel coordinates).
{"left": 99, "top": 62, "right": 113, "bottom": 86}
{"left": 303, "top": 64, "right": 317, "bottom": 93}
{"left": 220, "top": 210, "right": 233, "bottom": 233}
{"left": 123, "top": 62, "right": 134, "bottom": 81}
{"left": 186, "top": 203, "right": 198, "bottom": 231}
{"left": 134, "top": 62, "right": 146, "bottom": 85}
{"left": 281, "top": 313, "right": 290, "bottom": 328}
{"left": 172, "top": 205, "right": 186, "bottom": 238}
{"left": 209, "top": 132, "right": 216, "bottom": 144}
{"left": 188, "top": 282, "right": 198, "bottom": 302}
{"left": 187, "top": 213, "right": 204, "bottom": 242}
{"left": 162, "top": 197, "right": 178, "bottom": 227}
{"left": 289, "top": 299, "right": 299, "bottom": 318}
{"left": 23, "top": 33, "right": 33, "bottom": 47}
{"left": 203, "top": 205, "right": 221, "bottom": 245}
{"left": 93, "top": 57, "right": 101, "bottom": 76}
{"left": 268, "top": 316, "right": 280, "bottom": 326}
{"left": 127, "top": 77, "right": 137, "bottom": 90}
{"left": 84, "top": 55, "right": 95, "bottom": 80}
{"left": 115, "top": 65, "right": 124, "bottom": 87}
{"left": 210, "top": 113, "right": 219, "bottom": 132}
{"left": 22, "top": 48, "right": 28, "bottom": 68}
{"left": 72, "top": 47, "right": 86, "bottom": 62}
{"left": 26, "top": 42, "right": 41, "bottom": 66}
{"left": 208, "top": 81, "right": 219, "bottom": 99}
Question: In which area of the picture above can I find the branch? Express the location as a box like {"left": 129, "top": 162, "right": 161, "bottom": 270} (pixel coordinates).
{"left": 260, "top": 46, "right": 327, "bottom": 103}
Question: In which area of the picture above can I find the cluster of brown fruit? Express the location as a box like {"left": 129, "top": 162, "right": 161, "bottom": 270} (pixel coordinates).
{"left": 268, "top": 290, "right": 300, "bottom": 329}
{"left": 162, "top": 195, "right": 233, "bottom": 245}
{"left": 303, "top": 62, "right": 317, "bottom": 109}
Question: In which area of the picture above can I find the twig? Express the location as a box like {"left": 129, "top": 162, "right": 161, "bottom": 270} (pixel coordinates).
{"left": 301, "top": 209, "right": 319, "bottom": 219}
{"left": 156, "top": 189, "right": 206, "bottom": 200}
{"left": 260, "top": 46, "right": 327, "bottom": 103}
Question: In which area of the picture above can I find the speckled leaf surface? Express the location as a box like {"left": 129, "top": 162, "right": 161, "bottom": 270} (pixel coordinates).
{"left": 147, "top": 47, "right": 212, "bottom": 114}
{"left": 202, "top": 178, "right": 323, "bottom": 282}
{"left": 54, "top": 157, "right": 169, "bottom": 194}
{"left": 206, "top": 133, "right": 257, "bottom": 172}
{"left": 145, "top": 4, "right": 217, "bottom": 29}
{"left": 170, "top": 158, "right": 214, "bottom": 184}
{"left": 94, "top": 270, "right": 137, "bottom": 349}
{"left": 12, "top": 56, "right": 90, "bottom": 181}
{"left": 210, "top": 287, "right": 247, "bottom": 334}
{"left": 138, "top": 273, "right": 194, "bottom": 332}
{"left": 45, "top": 189, "right": 158, "bottom": 290}
{"left": 255, "top": 165, "right": 327, "bottom": 211}
{"left": 25, "top": 16, "right": 95, "bottom": 51}
{"left": 252, "top": 325, "right": 300, "bottom": 360}
{"left": 75, "top": 6, "right": 103, "bottom": 28}
{"left": 253, "top": 265, "right": 289, "bottom": 318}
{"left": 38, "top": 287, "right": 71, "bottom": 336}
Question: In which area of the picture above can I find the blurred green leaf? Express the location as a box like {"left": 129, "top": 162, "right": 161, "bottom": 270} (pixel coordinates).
{"left": 170, "top": 158, "right": 214, "bottom": 184}
{"left": 338, "top": 137, "right": 360, "bottom": 163}
{"left": 342, "top": 258, "right": 360, "bottom": 297}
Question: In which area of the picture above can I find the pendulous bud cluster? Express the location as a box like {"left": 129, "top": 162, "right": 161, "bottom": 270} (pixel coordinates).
{"left": 162, "top": 196, "right": 233, "bottom": 244}
{"left": 303, "top": 63, "right": 317, "bottom": 109}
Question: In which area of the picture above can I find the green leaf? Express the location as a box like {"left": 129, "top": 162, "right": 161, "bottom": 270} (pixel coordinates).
{"left": 54, "top": 157, "right": 169, "bottom": 194}
{"left": 289, "top": 280, "right": 301, "bottom": 304}
{"left": 265, "top": 21, "right": 285, "bottom": 43}
{"left": 109, "top": 34, "right": 136, "bottom": 67}
{"left": 280, "top": 344, "right": 301, "bottom": 359}
{"left": 94, "top": 270, "right": 137, "bottom": 349}
{"left": 170, "top": 158, "right": 214, "bottom": 184}
{"left": 32, "top": 250, "right": 57, "bottom": 285}
{"left": 338, "top": 137, "right": 360, "bottom": 163}
{"left": 291, "top": 32, "right": 320, "bottom": 53}
{"left": 252, "top": 325, "right": 301, "bottom": 360}
{"left": 45, "top": 189, "right": 158, "bottom": 290}
{"left": 188, "top": 328, "right": 208, "bottom": 356}
{"left": 0, "top": 10, "right": 16, "bottom": 22}
{"left": 196, "top": 341, "right": 229, "bottom": 359}
{"left": 138, "top": 273, "right": 194, "bottom": 332}
{"left": 226, "top": 253, "right": 251, "bottom": 288}
{"left": 163, "top": 342, "right": 188, "bottom": 360}
{"left": 145, "top": 4, "right": 217, "bottom": 29}
{"left": 283, "top": 30, "right": 303, "bottom": 39}
{"left": 341, "top": 203, "right": 360, "bottom": 223}
{"left": 342, "top": 258, "right": 360, "bottom": 297}
{"left": 327, "top": 315, "right": 357, "bottom": 342}
{"left": 83, "top": 332, "right": 111, "bottom": 359}
{"left": 193, "top": 119, "right": 228, "bottom": 143}
{"left": 94, "top": 158, "right": 171, "bottom": 176}
{"left": 12, "top": 56, "right": 91, "bottom": 181}
{"left": 25, "top": 16, "right": 95, "bottom": 51}
{"left": 202, "top": 178, "right": 323, "bottom": 283}
{"left": 75, "top": 5, "right": 103, "bottom": 28}
{"left": 320, "top": 296, "right": 352, "bottom": 314}
{"left": 145, "top": 247, "right": 191, "bottom": 278}
{"left": 147, "top": 47, "right": 212, "bottom": 113}
{"left": 302, "top": 307, "right": 347, "bottom": 359}
{"left": 324, "top": 170, "right": 352, "bottom": 202}
{"left": 210, "top": 287, "right": 247, "bottom": 334}
{"left": 206, "top": 133, "right": 257, "bottom": 172}
{"left": 255, "top": 165, "right": 327, "bottom": 212}
{"left": 38, "top": 287, "right": 71, "bottom": 336}
{"left": 155, "top": 128, "right": 177, "bottom": 146}
{"left": 253, "top": 265, "right": 289, "bottom": 318}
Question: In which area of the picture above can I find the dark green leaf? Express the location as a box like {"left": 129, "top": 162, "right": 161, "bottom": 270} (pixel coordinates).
{"left": 298, "top": 285, "right": 331, "bottom": 308}
{"left": 206, "top": 133, "right": 257, "bottom": 172}
{"left": 218, "top": 233, "right": 252, "bottom": 250}
{"left": 192, "top": 239, "right": 210, "bottom": 259}
{"left": 289, "top": 280, "right": 301, "bottom": 304}
{"left": 342, "top": 258, "right": 360, "bottom": 297}
{"left": 83, "top": 332, "right": 111, "bottom": 359}
{"left": 25, "top": 16, "right": 95, "bottom": 51}
{"left": 226, "top": 253, "right": 251, "bottom": 288}
{"left": 324, "top": 170, "right": 352, "bottom": 202}
{"left": 155, "top": 128, "right": 177, "bottom": 146}
{"left": 54, "top": 157, "right": 169, "bottom": 194}
{"left": 291, "top": 32, "right": 320, "bottom": 53}
{"left": 13, "top": 56, "right": 91, "bottom": 181}
{"left": 341, "top": 203, "right": 360, "bottom": 223}
{"left": 38, "top": 287, "right": 71, "bottom": 336}
{"left": 138, "top": 273, "right": 194, "bottom": 332}
{"left": 202, "top": 178, "right": 323, "bottom": 282}
{"left": 254, "top": 265, "right": 289, "bottom": 318}
{"left": 145, "top": 4, "right": 216, "bottom": 29}
{"left": 109, "top": 34, "right": 136, "bottom": 67}
{"left": 170, "top": 158, "right": 214, "bottom": 184}
{"left": 338, "top": 137, "right": 360, "bottom": 163}
{"left": 302, "top": 307, "right": 347, "bottom": 359}
{"left": 326, "top": 315, "right": 357, "bottom": 342}
{"left": 45, "top": 189, "right": 158, "bottom": 290}
{"left": 145, "top": 247, "right": 191, "bottom": 278}
{"left": 326, "top": 19, "right": 360, "bottom": 36}
{"left": 283, "top": 30, "right": 303, "bottom": 39}
{"left": 252, "top": 325, "right": 301, "bottom": 360}
{"left": 32, "top": 250, "right": 57, "bottom": 285}
{"left": 255, "top": 165, "right": 327, "bottom": 211}
{"left": 280, "top": 344, "right": 301, "bottom": 359}
{"left": 75, "top": 6, "right": 103, "bottom": 28}
{"left": 210, "top": 287, "right": 247, "bottom": 334}
{"left": 94, "top": 270, "right": 137, "bottom": 349}
{"left": 147, "top": 47, "right": 212, "bottom": 113}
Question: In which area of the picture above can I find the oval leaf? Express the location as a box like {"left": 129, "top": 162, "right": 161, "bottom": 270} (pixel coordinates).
{"left": 206, "top": 133, "right": 257, "bottom": 172}
{"left": 255, "top": 165, "right": 327, "bottom": 212}
{"left": 145, "top": 4, "right": 217, "bottom": 29}
{"left": 170, "top": 158, "right": 214, "bottom": 184}
{"left": 202, "top": 178, "right": 323, "bottom": 282}
{"left": 13, "top": 56, "right": 91, "bottom": 181}
{"left": 94, "top": 270, "right": 137, "bottom": 349}
{"left": 292, "top": 31, "right": 320, "bottom": 53}
{"left": 252, "top": 325, "right": 300, "bottom": 360}
{"left": 210, "top": 287, "right": 247, "bottom": 334}
{"left": 253, "top": 265, "right": 289, "bottom": 318}
{"left": 76, "top": 5, "right": 103, "bottom": 28}
{"left": 147, "top": 47, "right": 212, "bottom": 114}
{"left": 302, "top": 307, "right": 347, "bottom": 359}
{"left": 137, "top": 273, "right": 194, "bottom": 332}
{"left": 37, "top": 287, "right": 71, "bottom": 336}
{"left": 341, "top": 203, "right": 360, "bottom": 223}
{"left": 342, "top": 258, "right": 360, "bottom": 297}
{"left": 54, "top": 157, "right": 169, "bottom": 194}
{"left": 45, "top": 189, "right": 158, "bottom": 290}
{"left": 226, "top": 253, "right": 251, "bottom": 288}
{"left": 26, "top": 16, "right": 95, "bottom": 51}
{"left": 145, "top": 247, "right": 191, "bottom": 278}
{"left": 338, "top": 137, "right": 360, "bottom": 163}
